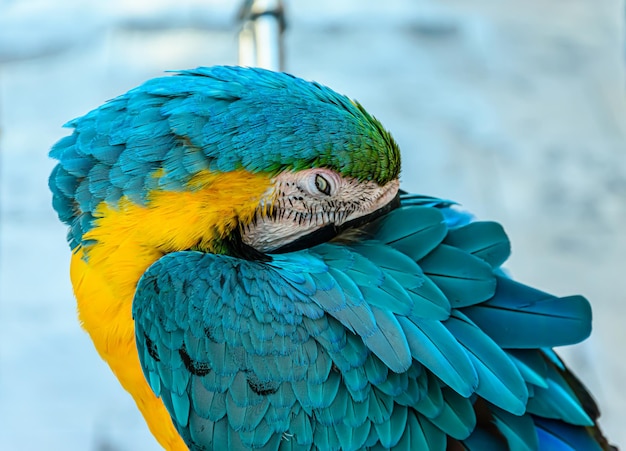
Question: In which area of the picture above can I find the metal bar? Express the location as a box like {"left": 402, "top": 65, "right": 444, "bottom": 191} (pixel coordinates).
{"left": 238, "top": 0, "right": 285, "bottom": 71}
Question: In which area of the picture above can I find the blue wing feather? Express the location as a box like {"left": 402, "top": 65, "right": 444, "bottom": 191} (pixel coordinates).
{"left": 369, "top": 206, "right": 447, "bottom": 261}
{"left": 444, "top": 311, "right": 528, "bottom": 415}
{"left": 427, "top": 387, "right": 476, "bottom": 440}
{"left": 464, "top": 277, "right": 592, "bottom": 349}
{"left": 490, "top": 406, "right": 539, "bottom": 451}
{"left": 443, "top": 221, "right": 511, "bottom": 268}
{"left": 398, "top": 316, "right": 477, "bottom": 398}
{"left": 535, "top": 417, "right": 604, "bottom": 451}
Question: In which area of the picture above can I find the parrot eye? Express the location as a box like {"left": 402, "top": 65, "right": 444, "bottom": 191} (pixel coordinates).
{"left": 314, "top": 174, "right": 331, "bottom": 196}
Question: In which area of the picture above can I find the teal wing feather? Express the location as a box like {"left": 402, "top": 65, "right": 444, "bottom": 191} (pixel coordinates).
{"left": 133, "top": 196, "right": 610, "bottom": 450}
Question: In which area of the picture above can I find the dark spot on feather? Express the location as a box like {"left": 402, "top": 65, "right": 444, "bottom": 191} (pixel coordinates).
{"left": 144, "top": 333, "right": 160, "bottom": 362}
{"left": 247, "top": 377, "right": 279, "bottom": 396}
{"left": 179, "top": 345, "right": 211, "bottom": 376}
{"left": 182, "top": 279, "right": 194, "bottom": 296}
{"left": 204, "top": 326, "right": 217, "bottom": 343}
{"left": 148, "top": 278, "right": 160, "bottom": 295}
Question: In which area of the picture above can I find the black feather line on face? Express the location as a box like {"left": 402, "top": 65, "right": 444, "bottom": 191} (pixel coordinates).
{"left": 270, "top": 192, "right": 400, "bottom": 254}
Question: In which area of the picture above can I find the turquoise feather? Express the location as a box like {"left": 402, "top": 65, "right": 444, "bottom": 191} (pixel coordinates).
{"left": 490, "top": 406, "right": 539, "bottom": 451}
{"left": 465, "top": 277, "right": 592, "bottom": 349}
{"left": 368, "top": 206, "right": 447, "bottom": 261}
{"left": 526, "top": 360, "right": 593, "bottom": 426}
{"left": 444, "top": 311, "right": 528, "bottom": 415}
{"left": 443, "top": 221, "right": 510, "bottom": 268}
{"left": 398, "top": 316, "right": 477, "bottom": 398}
{"left": 427, "top": 387, "right": 476, "bottom": 439}
{"left": 414, "top": 370, "right": 444, "bottom": 419}
{"left": 420, "top": 244, "right": 496, "bottom": 307}
{"left": 507, "top": 349, "right": 550, "bottom": 389}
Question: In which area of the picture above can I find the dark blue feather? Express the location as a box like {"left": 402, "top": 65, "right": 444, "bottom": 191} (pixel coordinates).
{"left": 535, "top": 417, "right": 604, "bottom": 451}
{"left": 420, "top": 244, "right": 496, "bottom": 307}
{"left": 369, "top": 206, "right": 447, "bottom": 261}
{"left": 443, "top": 221, "right": 511, "bottom": 268}
{"left": 444, "top": 311, "right": 528, "bottom": 415}
{"left": 464, "top": 277, "right": 592, "bottom": 349}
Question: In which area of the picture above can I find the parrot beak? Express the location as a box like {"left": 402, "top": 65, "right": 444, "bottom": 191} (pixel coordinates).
{"left": 270, "top": 192, "right": 401, "bottom": 254}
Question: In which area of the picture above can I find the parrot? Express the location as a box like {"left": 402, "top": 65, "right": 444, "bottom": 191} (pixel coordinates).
{"left": 49, "top": 65, "right": 616, "bottom": 450}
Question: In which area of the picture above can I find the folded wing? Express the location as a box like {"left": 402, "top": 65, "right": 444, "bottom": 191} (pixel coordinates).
{"left": 133, "top": 195, "right": 608, "bottom": 450}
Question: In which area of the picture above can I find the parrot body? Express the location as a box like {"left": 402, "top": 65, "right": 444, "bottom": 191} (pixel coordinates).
{"left": 49, "top": 66, "right": 614, "bottom": 450}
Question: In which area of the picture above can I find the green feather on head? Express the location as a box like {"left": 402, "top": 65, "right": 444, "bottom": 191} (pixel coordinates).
{"left": 154, "top": 66, "right": 401, "bottom": 185}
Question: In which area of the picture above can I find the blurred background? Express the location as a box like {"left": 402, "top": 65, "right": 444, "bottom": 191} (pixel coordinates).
{"left": 1, "top": 0, "right": 625, "bottom": 449}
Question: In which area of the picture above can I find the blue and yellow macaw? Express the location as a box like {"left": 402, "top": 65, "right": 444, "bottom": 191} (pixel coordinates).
{"left": 49, "top": 66, "right": 615, "bottom": 450}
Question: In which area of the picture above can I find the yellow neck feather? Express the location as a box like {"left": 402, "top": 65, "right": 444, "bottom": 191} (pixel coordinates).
{"left": 70, "top": 169, "right": 273, "bottom": 450}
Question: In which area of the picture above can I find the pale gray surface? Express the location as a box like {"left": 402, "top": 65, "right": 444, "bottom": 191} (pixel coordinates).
{"left": 1, "top": 0, "right": 624, "bottom": 449}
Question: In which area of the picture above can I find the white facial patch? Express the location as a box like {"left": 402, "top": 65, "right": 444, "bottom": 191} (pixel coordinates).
{"left": 241, "top": 168, "right": 400, "bottom": 252}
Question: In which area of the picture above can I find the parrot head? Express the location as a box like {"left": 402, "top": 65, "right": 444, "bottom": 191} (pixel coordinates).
{"left": 49, "top": 66, "right": 401, "bottom": 260}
